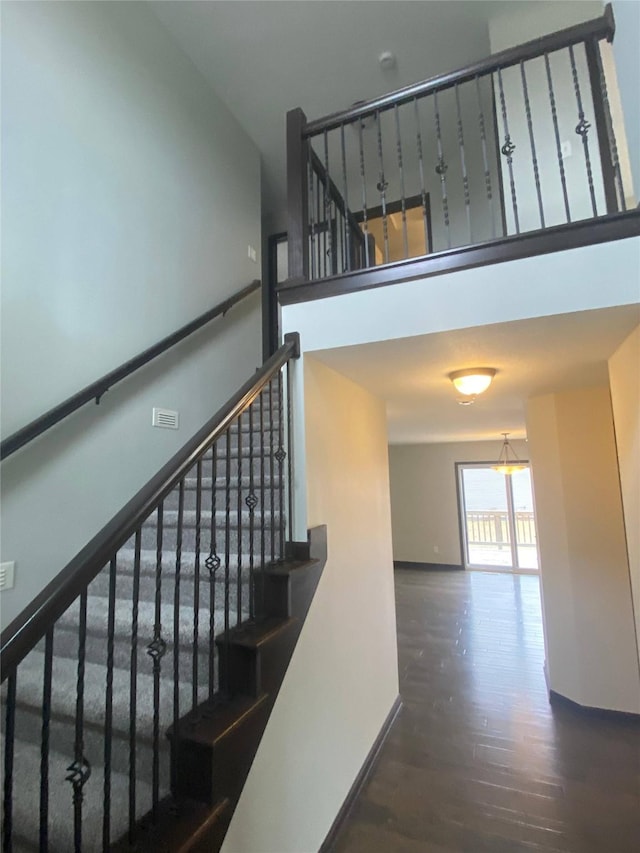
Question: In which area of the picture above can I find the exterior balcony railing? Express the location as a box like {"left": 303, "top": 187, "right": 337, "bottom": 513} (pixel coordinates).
{"left": 281, "top": 3, "right": 639, "bottom": 304}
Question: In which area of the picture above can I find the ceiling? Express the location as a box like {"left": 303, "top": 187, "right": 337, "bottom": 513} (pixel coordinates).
{"left": 309, "top": 305, "right": 640, "bottom": 444}
{"left": 150, "top": 0, "right": 592, "bottom": 228}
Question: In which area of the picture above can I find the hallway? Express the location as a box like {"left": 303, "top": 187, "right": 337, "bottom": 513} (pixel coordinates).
{"left": 332, "top": 569, "right": 640, "bottom": 852}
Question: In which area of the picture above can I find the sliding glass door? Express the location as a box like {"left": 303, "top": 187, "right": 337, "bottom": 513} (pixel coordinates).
{"left": 457, "top": 463, "right": 538, "bottom": 571}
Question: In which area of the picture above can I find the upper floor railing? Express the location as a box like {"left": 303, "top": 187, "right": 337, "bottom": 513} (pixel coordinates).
{"left": 282, "top": 4, "right": 639, "bottom": 303}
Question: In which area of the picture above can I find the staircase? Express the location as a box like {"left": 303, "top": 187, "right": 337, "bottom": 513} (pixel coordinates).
{"left": 2, "top": 336, "right": 325, "bottom": 852}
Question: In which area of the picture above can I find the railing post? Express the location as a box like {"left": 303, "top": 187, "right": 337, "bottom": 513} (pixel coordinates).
{"left": 585, "top": 38, "right": 618, "bottom": 214}
{"left": 286, "top": 108, "right": 310, "bottom": 284}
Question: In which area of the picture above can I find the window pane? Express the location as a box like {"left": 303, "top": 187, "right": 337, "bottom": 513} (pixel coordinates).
{"left": 511, "top": 468, "right": 538, "bottom": 570}
{"left": 461, "top": 467, "right": 512, "bottom": 567}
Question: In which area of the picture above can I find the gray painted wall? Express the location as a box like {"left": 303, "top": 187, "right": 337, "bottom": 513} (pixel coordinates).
{"left": 1, "top": 1, "right": 262, "bottom": 626}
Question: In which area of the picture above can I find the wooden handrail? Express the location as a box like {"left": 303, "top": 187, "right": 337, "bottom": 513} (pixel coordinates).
{"left": 0, "top": 333, "right": 300, "bottom": 678}
{"left": 304, "top": 4, "right": 615, "bottom": 136}
{"left": 0, "top": 280, "right": 261, "bottom": 461}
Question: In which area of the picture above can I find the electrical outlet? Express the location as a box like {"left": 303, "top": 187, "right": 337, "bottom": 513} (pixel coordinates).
{"left": 0, "top": 561, "right": 16, "bottom": 591}
{"left": 152, "top": 408, "right": 179, "bottom": 430}
{"left": 433, "top": 545, "right": 439, "bottom": 554}
{"left": 247, "top": 245, "right": 257, "bottom": 263}
{"left": 560, "top": 140, "right": 572, "bottom": 159}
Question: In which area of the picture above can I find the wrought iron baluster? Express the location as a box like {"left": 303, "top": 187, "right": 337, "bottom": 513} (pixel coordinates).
{"left": 172, "top": 480, "right": 185, "bottom": 796}
{"left": 497, "top": 67, "right": 520, "bottom": 233}
{"left": 147, "top": 501, "right": 165, "bottom": 822}
{"left": 67, "top": 590, "right": 89, "bottom": 853}
{"left": 316, "top": 169, "right": 324, "bottom": 278}
{"left": 591, "top": 37, "right": 626, "bottom": 210}
{"left": 454, "top": 84, "right": 472, "bottom": 244}
{"left": 39, "top": 628, "right": 53, "bottom": 853}
{"left": 246, "top": 402, "right": 257, "bottom": 620}
{"left": 323, "top": 131, "right": 333, "bottom": 277}
{"left": 433, "top": 90, "right": 451, "bottom": 248}
{"left": 103, "top": 556, "right": 117, "bottom": 850}
{"left": 308, "top": 157, "right": 317, "bottom": 280}
{"left": 569, "top": 44, "right": 598, "bottom": 217}
{"left": 269, "top": 379, "right": 276, "bottom": 564}
{"left": 192, "top": 461, "right": 202, "bottom": 711}
{"left": 413, "top": 96, "right": 430, "bottom": 254}
{"left": 286, "top": 359, "right": 294, "bottom": 547}
{"left": 340, "top": 124, "right": 351, "bottom": 270}
{"left": 357, "top": 117, "right": 371, "bottom": 267}
{"left": 375, "top": 110, "right": 389, "bottom": 264}
{"left": 3, "top": 672, "right": 17, "bottom": 853}
{"left": 206, "top": 445, "right": 220, "bottom": 700}
{"left": 475, "top": 76, "right": 497, "bottom": 238}
{"left": 276, "top": 370, "right": 286, "bottom": 560}
{"left": 520, "top": 61, "right": 545, "bottom": 228}
{"left": 544, "top": 52, "right": 571, "bottom": 222}
{"left": 128, "top": 530, "right": 141, "bottom": 844}
{"left": 223, "top": 428, "right": 232, "bottom": 693}
{"left": 259, "top": 389, "right": 267, "bottom": 617}
{"left": 393, "top": 103, "right": 409, "bottom": 259}
{"left": 236, "top": 414, "right": 243, "bottom": 623}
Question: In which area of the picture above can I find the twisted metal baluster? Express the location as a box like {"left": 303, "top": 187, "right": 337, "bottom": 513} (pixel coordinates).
{"left": 358, "top": 116, "right": 371, "bottom": 267}
{"left": 246, "top": 402, "right": 257, "bottom": 620}
{"left": 103, "top": 556, "right": 117, "bottom": 849}
{"left": 497, "top": 67, "right": 520, "bottom": 233}
{"left": 340, "top": 123, "right": 352, "bottom": 271}
{"left": 413, "top": 96, "right": 430, "bottom": 253}
{"left": 40, "top": 628, "right": 54, "bottom": 853}
{"left": 475, "top": 75, "right": 497, "bottom": 239}
{"left": 192, "top": 461, "right": 202, "bottom": 711}
{"left": 128, "top": 530, "right": 141, "bottom": 844}
{"left": 147, "top": 502, "right": 166, "bottom": 822}
{"left": 3, "top": 672, "right": 17, "bottom": 853}
{"left": 433, "top": 90, "right": 451, "bottom": 248}
{"left": 375, "top": 110, "right": 390, "bottom": 264}
{"left": 454, "top": 84, "right": 472, "bottom": 244}
{"left": 171, "top": 480, "right": 185, "bottom": 796}
{"left": 275, "top": 370, "right": 287, "bottom": 560}
{"left": 569, "top": 44, "right": 598, "bottom": 216}
{"left": 67, "top": 590, "right": 89, "bottom": 852}
{"left": 592, "top": 38, "right": 626, "bottom": 210}
{"left": 520, "top": 60, "right": 545, "bottom": 228}
{"left": 544, "top": 52, "right": 571, "bottom": 222}
{"left": 394, "top": 103, "right": 409, "bottom": 259}
{"left": 206, "top": 445, "right": 220, "bottom": 700}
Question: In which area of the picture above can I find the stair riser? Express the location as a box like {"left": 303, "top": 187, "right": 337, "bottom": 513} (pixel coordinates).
{"left": 164, "top": 485, "right": 280, "bottom": 512}
{"left": 138, "top": 525, "right": 282, "bottom": 556}
{"left": 90, "top": 569, "right": 250, "bottom": 608}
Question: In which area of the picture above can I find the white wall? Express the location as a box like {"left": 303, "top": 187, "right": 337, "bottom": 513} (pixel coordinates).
{"left": 222, "top": 356, "right": 399, "bottom": 853}
{"left": 608, "top": 325, "right": 640, "bottom": 664}
{"left": 1, "top": 1, "right": 262, "bottom": 626}
{"left": 526, "top": 385, "right": 640, "bottom": 712}
{"left": 389, "top": 438, "right": 528, "bottom": 565}
{"left": 282, "top": 236, "right": 640, "bottom": 352}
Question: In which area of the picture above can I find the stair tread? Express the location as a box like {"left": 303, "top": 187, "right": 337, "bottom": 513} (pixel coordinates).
{"left": 221, "top": 615, "right": 298, "bottom": 649}
{"left": 170, "top": 692, "right": 269, "bottom": 747}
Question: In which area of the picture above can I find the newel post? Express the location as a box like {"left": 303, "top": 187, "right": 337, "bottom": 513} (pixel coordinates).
{"left": 286, "top": 108, "right": 310, "bottom": 284}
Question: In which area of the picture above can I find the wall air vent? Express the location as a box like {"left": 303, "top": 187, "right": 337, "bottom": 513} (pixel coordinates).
{"left": 152, "top": 407, "right": 179, "bottom": 430}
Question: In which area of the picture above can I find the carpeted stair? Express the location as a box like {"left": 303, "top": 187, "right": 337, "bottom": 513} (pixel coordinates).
{"left": 3, "top": 390, "right": 288, "bottom": 852}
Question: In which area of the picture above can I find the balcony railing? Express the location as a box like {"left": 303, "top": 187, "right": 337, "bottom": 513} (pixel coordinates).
{"left": 282, "top": 4, "right": 639, "bottom": 303}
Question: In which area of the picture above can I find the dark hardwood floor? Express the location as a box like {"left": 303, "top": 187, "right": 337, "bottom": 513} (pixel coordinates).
{"left": 331, "top": 569, "right": 640, "bottom": 853}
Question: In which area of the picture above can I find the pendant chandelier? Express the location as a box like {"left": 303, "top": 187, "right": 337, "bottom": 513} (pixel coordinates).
{"left": 492, "top": 433, "right": 526, "bottom": 475}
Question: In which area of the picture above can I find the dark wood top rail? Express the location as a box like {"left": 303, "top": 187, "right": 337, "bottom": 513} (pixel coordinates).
{"left": 0, "top": 333, "right": 300, "bottom": 678}
{"left": 304, "top": 4, "right": 614, "bottom": 136}
{"left": 0, "top": 279, "right": 261, "bottom": 461}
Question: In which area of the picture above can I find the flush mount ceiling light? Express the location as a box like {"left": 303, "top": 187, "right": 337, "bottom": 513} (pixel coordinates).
{"left": 492, "top": 433, "right": 526, "bottom": 476}
{"left": 448, "top": 367, "right": 496, "bottom": 397}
